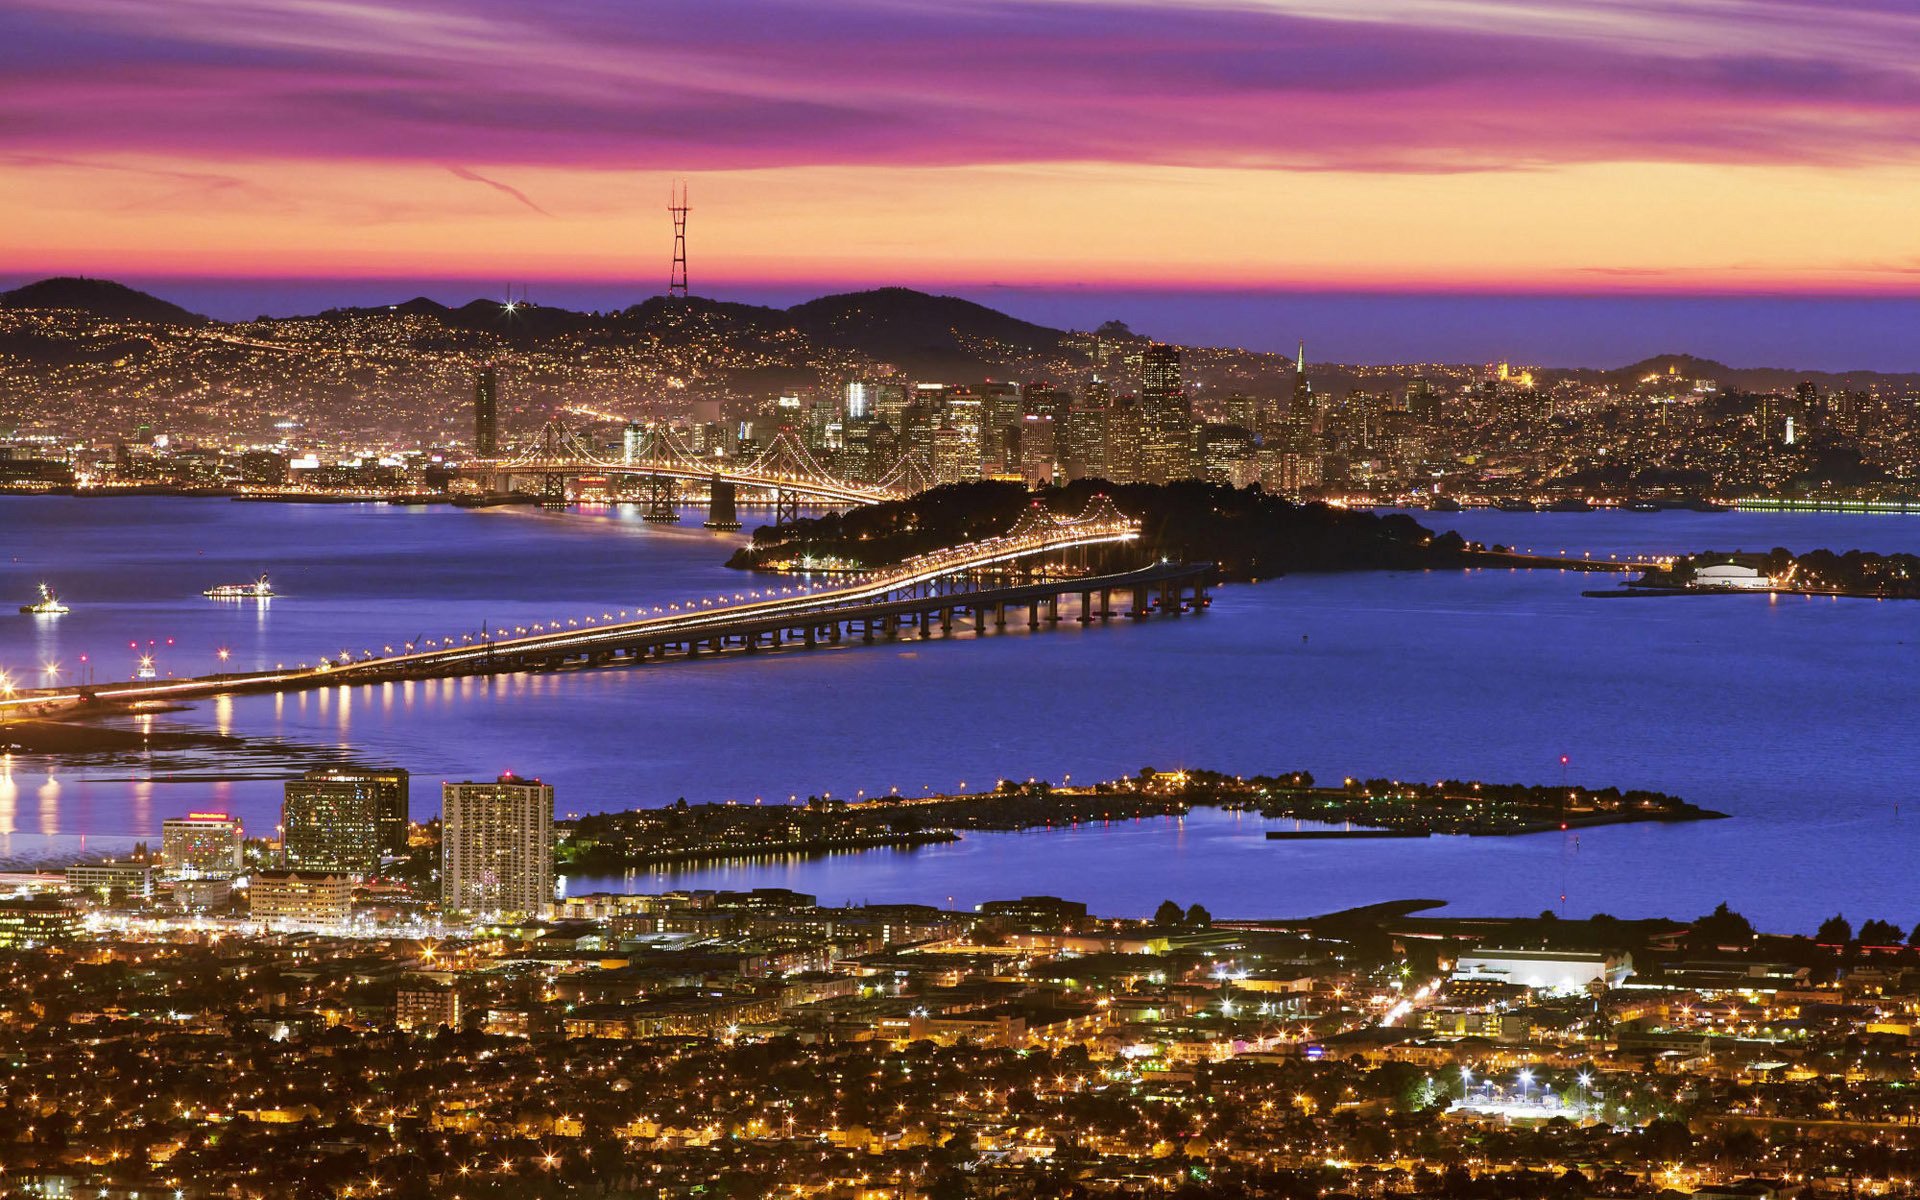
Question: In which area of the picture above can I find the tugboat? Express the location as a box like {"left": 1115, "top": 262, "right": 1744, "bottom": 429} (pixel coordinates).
{"left": 203, "top": 573, "right": 275, "bottom": 600}
{"left": 18, "top": 582, "right": 69, "bottom": 615}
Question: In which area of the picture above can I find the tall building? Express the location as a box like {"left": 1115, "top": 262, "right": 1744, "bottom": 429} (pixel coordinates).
{"left": 161, "top": 813, "right": 243, "bottom": 880}
{"left": 442, "top": 773, "right": 554, "bottom": 919}
{"left": 1018, "top": 413, "right": 1057, "bottom": 486}
{"left": 1141, "top": 345, "right": 1183, "bottom": 409}
{"left": 931, "top": 424, "right": 978, "bottom": 485}
{"left": 283, "top": 767, "right": 410, "bottom": 875}
{"left": 1139, "top": 346, "right": 1193, "bottom": 483}
{"left": 1059, "top": 407, "right": 1110, "bottom": 481}
{"left": 1290, "top": 342, "right": 1318, "bottom": 433}
{"left": 474, "top": 368, "right": 499, "bottom": 457}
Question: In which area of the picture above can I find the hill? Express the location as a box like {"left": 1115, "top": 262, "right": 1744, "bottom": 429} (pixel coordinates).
{"left": 787, "top": 287, "right": 1066, "bottom": 371}
{"left": 0, "top": 277, "right": 207, "bottom": 326}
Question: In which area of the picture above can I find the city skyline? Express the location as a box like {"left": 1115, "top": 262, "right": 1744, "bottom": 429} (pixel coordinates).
{"left": 5, "top": 0, "right": 1920, "bottom": 366}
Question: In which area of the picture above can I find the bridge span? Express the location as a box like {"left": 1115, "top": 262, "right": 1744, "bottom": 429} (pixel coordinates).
{"left": 459, "top": 421, "right": 928, "bottom": 522}
{"left": 1, "top": 499, "right": 1207, "bottom": 714}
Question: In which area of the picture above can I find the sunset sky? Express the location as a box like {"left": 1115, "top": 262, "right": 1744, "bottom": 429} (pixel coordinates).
{"left": 3, "top": 0, "right": 1919, "bottom": 361}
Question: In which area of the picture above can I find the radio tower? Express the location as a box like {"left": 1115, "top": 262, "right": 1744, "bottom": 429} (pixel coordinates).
{"left": 667, "top": 182, "right": 690, "bottom": 299}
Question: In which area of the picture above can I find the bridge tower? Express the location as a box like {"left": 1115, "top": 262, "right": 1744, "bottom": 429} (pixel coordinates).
{"left": 704, "top": 475, "right": 741, "bottom": 530}
{"left": 772, "top": 486, "right": 800, "bottom": 526}
{"left": 538, "top": 419, "right": 568, "bottom": 506}
{"left": 642, "top": 475, "right": 679, "bottom": 523}
{"left": 667, "top": 182, "right": 690, "bottom": 300}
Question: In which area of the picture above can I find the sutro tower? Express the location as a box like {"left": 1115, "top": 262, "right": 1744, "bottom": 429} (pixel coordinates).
{"left": 667, "top": 182, "right": 690, "bottom": 299}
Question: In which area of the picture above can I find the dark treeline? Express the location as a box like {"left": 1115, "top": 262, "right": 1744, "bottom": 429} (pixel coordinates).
{"left": 731, "top": 479, "right": 1471, "bottom": 581}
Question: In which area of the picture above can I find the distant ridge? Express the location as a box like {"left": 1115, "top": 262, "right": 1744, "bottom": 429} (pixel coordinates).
{"left": 4, "top": 276, "right": 1919, "bottom": 383}
{"left": 0, "top": 276, "right": 207, "bottom": 326}
{"left": 788, "top": 287, "right": 1065, "bottom": 362}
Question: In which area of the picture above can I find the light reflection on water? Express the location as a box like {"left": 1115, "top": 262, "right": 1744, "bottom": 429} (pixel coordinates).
{"left": 3, "top": 496, "right": 1920, "bottom": 930}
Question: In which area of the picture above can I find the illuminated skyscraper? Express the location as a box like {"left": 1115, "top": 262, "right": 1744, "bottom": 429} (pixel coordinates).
{"left": 1138, "top": 345, "right": 1192, "bottom": 483}
{"left": 442, "top": 773, "right": 554, "bottom": 918}
{"left": 474, "top": 368, "right": 499, "bottom": 457}
{"left": 283, "top": 766, "right": 410, "bottom": 874}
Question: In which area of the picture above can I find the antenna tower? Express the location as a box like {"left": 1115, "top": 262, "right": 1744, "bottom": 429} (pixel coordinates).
{"left": 667, "top": 182, "right": 690, "bottom": 299}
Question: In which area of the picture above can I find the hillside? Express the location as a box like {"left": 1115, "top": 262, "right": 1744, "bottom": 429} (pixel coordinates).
{"left": 0, "top": 277, "right": 207, "bottom": 326}
{"left": 787, "top": 287, "right": 1066, "bottom": 371}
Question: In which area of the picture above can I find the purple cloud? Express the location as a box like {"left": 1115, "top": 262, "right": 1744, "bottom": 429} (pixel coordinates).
{"left": 1, "top": 0, "right": 1917, "bottom": 172}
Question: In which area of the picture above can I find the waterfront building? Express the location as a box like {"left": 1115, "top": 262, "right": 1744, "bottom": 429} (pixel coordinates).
{"left": 283, "top": 766, "right": 409, "bottom": 873}
{"left": 249, "top": 871, "right": 354, "bottom": 926}
{"left": 160, "top": 813, "right": 242, "bottom": 880}
{"left": 442, "top": 773, "right": 554, "bottom": 919}
{"left": 1691, "top": 554, "right": 1776, "bottom": 590}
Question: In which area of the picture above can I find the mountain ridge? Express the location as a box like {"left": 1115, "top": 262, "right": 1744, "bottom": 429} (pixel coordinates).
{"left": 5, "top": 276, "right": 1920, "bottom": 384}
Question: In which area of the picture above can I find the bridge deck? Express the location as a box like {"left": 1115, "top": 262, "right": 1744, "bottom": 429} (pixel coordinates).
{"left": 2, "top": 560, "right": 1206, "bottom": 712}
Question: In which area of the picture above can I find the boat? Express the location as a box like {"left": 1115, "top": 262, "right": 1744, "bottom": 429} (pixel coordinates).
{"left": 1494, "top": 499, "right": 1537, "bottom": 513}
{"left": 19, "top": 582, "right": 68, "bottom": 614}
{"left": 203, "top": 573, "right": 274, "bottom": 600}
{"left": 1683, "top": 499, "right": 1730, "bottom": 513}
{"left": 1627, "top": 500, "right": 1663, "bottom": 513}
{"left": 1545, "top": 497, "right": 1594, "bottom": 513}
{"left": 1426, "top": 496, "right": 1464, "bottom": 512}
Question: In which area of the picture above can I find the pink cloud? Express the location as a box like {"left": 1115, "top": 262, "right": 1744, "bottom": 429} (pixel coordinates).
{"left": 0, "top": 0, "right": 1916, "bottom": 173}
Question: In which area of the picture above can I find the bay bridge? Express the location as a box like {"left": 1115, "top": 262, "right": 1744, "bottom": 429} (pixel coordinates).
{"left": 459, "top": 419, "right": 934, "bottom": 525}
{"left": 0, "top": 498, "right": 1211, "bottom": 715}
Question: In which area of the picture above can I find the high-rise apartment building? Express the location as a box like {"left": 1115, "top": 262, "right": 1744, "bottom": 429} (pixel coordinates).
{"left": 161, "top": 814, "right": 243, "bottom": 880}
{"left": 442, "top": 774, "right": 554, "bottom": 918}
{"left": 283, "top": 766, "right": 410, "bottom": 875}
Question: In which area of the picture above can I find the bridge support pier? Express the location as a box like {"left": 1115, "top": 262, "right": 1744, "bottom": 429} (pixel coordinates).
{"left": 1027, "top": 602, "right": 1040, "bottom": 629}
{"left": 973, "top": 607, "right": 986, "bottom": 633}
{"left": 643, "top": 475, "right": 679, "bottom": 523}
{"left": 1130, "top": 586, "right": 1150, "bottom": 619}
{"left": 773, "top": 486, "right": 799, "bottom": 526}
{"left": 994, "top": 604, "right": 1006, "bottom": 630}
{"left": 1045, "top": 596, "right": 1060, "bottom": 624}
{"left": 704, "top": 476, "right": 742, "bottom": 530}
{"left": 1077, "top": 591, "right": 1092, "bottom": 623}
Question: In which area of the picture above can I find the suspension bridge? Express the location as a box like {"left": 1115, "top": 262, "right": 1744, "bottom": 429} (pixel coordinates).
{"left": 458, "top": 419, "right": 935, "bottom": 525}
